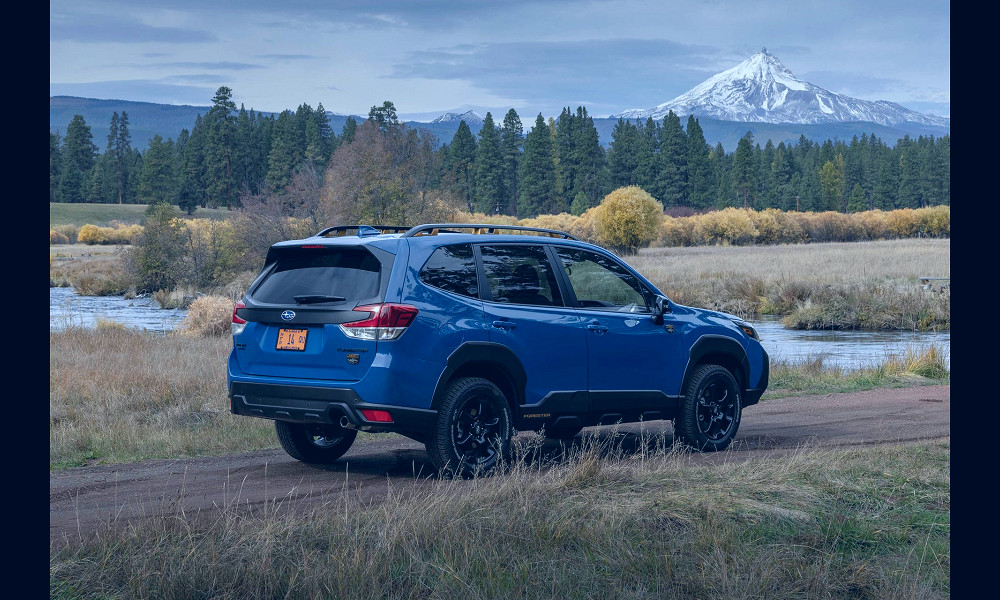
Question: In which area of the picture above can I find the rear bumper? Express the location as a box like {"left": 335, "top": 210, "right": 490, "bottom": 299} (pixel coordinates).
{"left": 229, "top": 381, "right": 437, "bottom": 435}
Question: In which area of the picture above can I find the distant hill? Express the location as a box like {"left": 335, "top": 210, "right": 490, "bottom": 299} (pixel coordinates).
{"left": 51, "top": 95, "right": 949, "bottom": 155}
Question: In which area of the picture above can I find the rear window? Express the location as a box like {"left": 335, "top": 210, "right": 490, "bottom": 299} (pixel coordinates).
{"left": 251, "top": 247, "right": 383, "bottom": 304}
{"left": 419, "top": 244, "right": 479, "bottom": 298}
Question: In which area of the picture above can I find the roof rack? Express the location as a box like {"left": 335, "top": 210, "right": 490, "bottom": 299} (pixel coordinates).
{"left": 314, "top": 225, "right": 411, "bottom": 238}
{"left": 401, "top": 223, "right": 579, "bottom": 241}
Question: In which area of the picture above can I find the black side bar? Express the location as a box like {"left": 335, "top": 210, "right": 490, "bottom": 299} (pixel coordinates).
{"left": 402, "top": 223, "right": 579, "bottom": 240}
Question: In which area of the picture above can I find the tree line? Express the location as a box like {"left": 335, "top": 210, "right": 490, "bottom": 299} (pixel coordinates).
{"left": 49, "top": 87, "right": 950, "bottom": 219}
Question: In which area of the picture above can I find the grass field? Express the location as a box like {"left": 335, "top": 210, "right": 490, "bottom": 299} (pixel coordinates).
{"left": 50, "top": 437, "right": 950, "bottom": 599}
{"left": 50, "top": 202, "right": 234, "bottom": 227}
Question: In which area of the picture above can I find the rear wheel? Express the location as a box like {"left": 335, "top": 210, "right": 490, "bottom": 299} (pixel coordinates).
{"left": 673, "top": 364, "right": 742, "bottom": 452}
{"left": 426, "top": 377, "right": 512, "bottom": 477}
{"left": 275, "top": 421, "right": 357, "bottom": 464}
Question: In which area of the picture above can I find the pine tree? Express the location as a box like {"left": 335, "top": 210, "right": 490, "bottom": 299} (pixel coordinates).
{"left": 472, "top": 113, "right": 504, "bottom": 214}
{"left": 113, "top": 111, "right": 133, "bottom": 203}
{"left": 654, "top": 111, "right": 687, "bottom": 206}
{"left": 685, "top": 116, "right": 712, "bottom": 209}
{"left": 818, "top": 153, "right": 846, "bottom": 211}
{"left": 517, "top": 114, "right": 557, "bottom": 217}
{"left": 177, "top": 114, "right": 207, "bottom": 213}
{"left": 731, "top": 132, "right": 757, "bottom": 208}
{"left": 499, "top": 109, "right": 523, "bottom": 216}
{"left": 50, "top": 132, "right": 62, "bottom": 201}
{"left": 445, "top": 120, "right": 477, "bottom": 212}
{"left": 847, "top": 183, "right": 867, "bottom": 213}
{"left": 517, "top": 113, "right": 556, "bottom": 218}
{"left": 266, "top": 110, "right": 301, "bottom": 192}
{"left": 607, "top": 119, "right": 641, "bottom": 189}
{"left": 58, "top": 115, "right": 98, "bottom": 203}
{"left": 341, "top": 117, "right": 358, "bottom": 145}
{"left": 204, "top": 87, "right": 238, "bottom": 207}
{"left": 139, "top": 135, "right": 176, "bottom": 205}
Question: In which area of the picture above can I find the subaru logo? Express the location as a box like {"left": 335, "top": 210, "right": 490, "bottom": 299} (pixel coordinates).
{"left": 281, "top": 310, "right": 296, "bottom": 321}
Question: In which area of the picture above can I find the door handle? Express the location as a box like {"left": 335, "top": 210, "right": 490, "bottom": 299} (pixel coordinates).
{"left": 492, "top": 320, "right": 517, "bottom": 330}
{"left": 586, "top": 322, "right": 608, "bottom": 334}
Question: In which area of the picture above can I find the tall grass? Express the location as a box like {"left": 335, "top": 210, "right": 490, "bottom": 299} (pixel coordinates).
{"left": 50, "top": 437, "right": 950, "bottom": 599}
{"left": 626, "top": 239, "right": 950, "bottom": 329}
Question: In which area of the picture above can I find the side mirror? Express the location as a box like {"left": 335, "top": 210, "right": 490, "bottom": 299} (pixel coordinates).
{"left": 651, "top": 295, "right": 670, "bottom": 325}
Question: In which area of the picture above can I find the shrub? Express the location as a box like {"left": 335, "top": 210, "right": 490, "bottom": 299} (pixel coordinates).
{"left": 592, "top": 186, "right": 663, "bottom": 254}
{"left": 50, "top": 229, "right": 70, "bottom": 244}
{"left": 178, "top": 295, "right": 233, "bottom": 337}
{"left": 885, "top": 208, "right": 918, "bottom": 238}
{"left": 913, "top": 205, "right": 950, "bottom": 237}
{"left": 77, "top": 224, "right": 106, "bottom": 245}
{"left": 692, "top": 208, "right": 758, "bottom": 245}
{"left": 658, "top": 215, "right": 695, "bottom": 247}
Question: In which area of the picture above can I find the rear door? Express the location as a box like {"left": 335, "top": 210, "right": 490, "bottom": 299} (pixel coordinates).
{"left": 232, "top": 244, "right": 391, "bottom": 381}
{"left": 477, "top": 243, "right": 588, "bottom": 405}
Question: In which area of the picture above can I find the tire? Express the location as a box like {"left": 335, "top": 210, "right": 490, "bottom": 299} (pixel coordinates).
{"left": 426, "top": 377, "right": 513, "bottom": 477}
{"left": 275, "top": 420, "right": 357, "bottom": 464}
{"left": 544, "top": 423, "right": 583, "bottom": 440}
{"left": 673, "top": 364, "right": 742, "bottom": 452}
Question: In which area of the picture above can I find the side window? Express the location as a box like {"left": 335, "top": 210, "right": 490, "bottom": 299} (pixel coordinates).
{"left": 480, "top": 245, "right": 563, "bottom": 307}
{"left": 555, "top": 248, "right": 650, "bottom": 312}
{"left": 419, "top": 244, "right": 480, "bottom": 298}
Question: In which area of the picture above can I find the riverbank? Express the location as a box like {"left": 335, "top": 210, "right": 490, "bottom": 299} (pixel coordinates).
{"left": 50, "top": 238, "right": 951, "bottom": 331}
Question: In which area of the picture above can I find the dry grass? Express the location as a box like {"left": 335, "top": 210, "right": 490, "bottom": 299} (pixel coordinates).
{"left": 178, "top": 295, "right": 234, "bottom": 337}
{"left": 625, "top": 239, "right": 950, "bottom": 328}
{"left": 50, "top": 438, "right": 950, "bottom": 599}
{"left": 49, "top": 326, "right": 274, "bottom": 468}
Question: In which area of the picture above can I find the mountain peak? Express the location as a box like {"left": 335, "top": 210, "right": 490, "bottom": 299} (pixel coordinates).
{"left": 615, "top": 50, "right": 948, "bottom": 128}
{"left": 430, "top": 110, "right": 484, "bottom": 125}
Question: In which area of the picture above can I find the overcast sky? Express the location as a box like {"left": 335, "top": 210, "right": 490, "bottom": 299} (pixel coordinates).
{"left": 50, "top": 0, "right": 950, "bottom": 121}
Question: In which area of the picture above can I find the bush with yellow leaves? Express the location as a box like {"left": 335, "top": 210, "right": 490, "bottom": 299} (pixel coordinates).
{"left": 592, "top": 186, "right": 663, "bottom": 254}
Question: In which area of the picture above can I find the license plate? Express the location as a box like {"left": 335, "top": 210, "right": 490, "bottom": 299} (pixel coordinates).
{"left": 276, "top": 328, "right": 308, "bottom": 351}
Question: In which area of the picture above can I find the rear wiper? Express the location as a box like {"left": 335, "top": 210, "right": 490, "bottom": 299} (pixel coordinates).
{"left": 293, "top": 295, "right": 347, "bottom": 304}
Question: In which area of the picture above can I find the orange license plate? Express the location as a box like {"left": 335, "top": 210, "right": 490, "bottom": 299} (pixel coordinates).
{"left": 276, "top": 328, "right": 308, "bottom": 351}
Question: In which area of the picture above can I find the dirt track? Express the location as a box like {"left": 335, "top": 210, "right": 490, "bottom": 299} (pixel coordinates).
{"left": 50, "top": 385, "right": 950, "bottom": 546}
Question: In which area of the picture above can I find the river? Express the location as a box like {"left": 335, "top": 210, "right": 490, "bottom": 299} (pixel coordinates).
{"left": 50, "top": 287, "right": 949, "bottom": 370}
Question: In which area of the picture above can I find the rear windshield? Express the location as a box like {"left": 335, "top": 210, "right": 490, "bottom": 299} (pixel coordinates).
{"left": 251, "top": 247, "right": 382, "bottom": 305}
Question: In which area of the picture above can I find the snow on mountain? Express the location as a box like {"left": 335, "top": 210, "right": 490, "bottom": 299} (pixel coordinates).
{"left": 615, "top": 48, "right": 949, "bottom": 128}
{"left": 429, "top": 110, "right": 485, "bottom": 126}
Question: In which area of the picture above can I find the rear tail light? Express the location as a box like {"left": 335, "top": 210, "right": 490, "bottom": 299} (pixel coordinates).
{"left": 232, "top": 301, "right": 247, "bottom": 335}
{"left": 340, "top": 303, "right": 418, "bottom": 341}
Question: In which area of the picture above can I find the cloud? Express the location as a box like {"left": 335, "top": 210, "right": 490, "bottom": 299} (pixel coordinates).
{"left": 155, "top": 61, "right": 265, "bottom": 70}
{"left": 256, "top": 54, "right": 319, "bottom": 60}
{"left": 49, "top": 80, "right": 216, "bottom": 106}
{"left": 50, "top": 13, "right": 217, "bottom": 43}
{"left": 388, "top": 39, "right": 727, "bottom": 115}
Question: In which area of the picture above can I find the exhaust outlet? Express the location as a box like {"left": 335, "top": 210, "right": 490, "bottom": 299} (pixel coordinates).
{"left": 340, "top": 416, "right": 351, "bottom": 428}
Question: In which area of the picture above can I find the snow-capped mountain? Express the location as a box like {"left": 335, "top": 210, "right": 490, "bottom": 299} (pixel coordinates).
{"left": 430, "top": 110, "right": 485, "bottom": 126}
{"left": 615, "top": 48, "right": 948, "bottom": 128}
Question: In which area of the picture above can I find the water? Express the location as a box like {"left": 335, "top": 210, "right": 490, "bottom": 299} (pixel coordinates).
{"left": 49, "top": 287, "right": 950, "bottom": 370}
{"left": 49, "top": 286, "right": 189, "bottom": 333}
{"left": 752, "top": 315, "right": 950, "bottom": 370}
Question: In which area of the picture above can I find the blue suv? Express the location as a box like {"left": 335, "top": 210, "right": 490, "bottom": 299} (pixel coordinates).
{"left": 228, "top": 224, "right": 769, "bottom": 475}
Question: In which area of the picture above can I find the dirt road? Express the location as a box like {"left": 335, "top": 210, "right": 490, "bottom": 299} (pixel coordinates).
{"left": 50, "top": 385, "right": 950, "bottom": 546}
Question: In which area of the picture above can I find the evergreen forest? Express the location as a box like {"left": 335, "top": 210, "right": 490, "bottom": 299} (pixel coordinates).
{"left": 49, "top": 87, "right": 951, "bottom": 220}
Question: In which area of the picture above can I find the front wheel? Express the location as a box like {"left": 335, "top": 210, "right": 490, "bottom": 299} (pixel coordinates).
{"left": 275, "top": 421, "right": 357, "bottom": 464}
{"left": 673, "top": 365, "right": 742, "bottom": 452}
{"left": 426, "top": 377, "right": 513, "bottom": 477}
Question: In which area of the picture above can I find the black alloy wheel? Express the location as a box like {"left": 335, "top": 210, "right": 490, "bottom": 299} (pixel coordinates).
{"left": 674, "top": 364, "right": 742, "bottom": 452}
